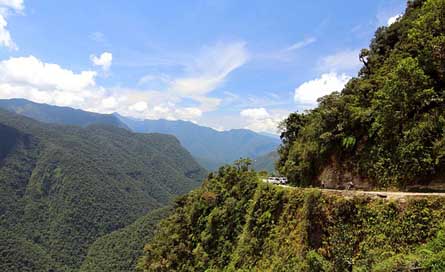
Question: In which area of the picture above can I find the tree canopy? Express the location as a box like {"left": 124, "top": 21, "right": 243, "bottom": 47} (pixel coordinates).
{"left": 277, "top": 0, "right": 445, "bottom": 189}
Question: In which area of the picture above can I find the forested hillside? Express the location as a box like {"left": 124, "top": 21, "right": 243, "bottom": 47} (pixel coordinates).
{"left": 0, "top": 98, "right": 129, "bottom": 129}
{"left": 253, "top": 151, "right": 279, "bottom": 173}
{"left": 80, "top": 207, "right": 171, "bottom": 272}
{"left": 139, "top": 161, "right": 445, "bottom": 271}
{"left": 117, "top": 114, "right": 280, "bottom": 170}
{"left": 278, "top": 0, "right": 445, "bottom": 189}
{"left": 137, "top": 1, "right": 445, "bottom": 271}
{"left": 0, "top": 110, "right": 206, "bottom": 271}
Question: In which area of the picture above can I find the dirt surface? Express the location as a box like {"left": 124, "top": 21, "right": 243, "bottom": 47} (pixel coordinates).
{"left": 279, "top": 185, "right": 445, "bottom": 200}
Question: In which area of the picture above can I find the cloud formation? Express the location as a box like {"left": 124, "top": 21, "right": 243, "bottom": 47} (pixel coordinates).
{"left": 319, "top": 49, "right": 361, "bottom": 72}
{"left": 90, "top": 52, "right": 113, "bottom": 71}
{"left": 0, "top": 41, "right": 248, "bottom": 122}
{"left": 0, "top": 55, "right": 202, "bottom": 120}
{"left": 0, "top": 0, "right": 23, "bottom": 50}
{"left": 0, "top": 0, "right": 24, "bottom": 11}
{"left": 387, "top": 14, "right": 402, "bottom": 26}
{"left": 0, "top": 55, "right": 100, "bottom": 106}
{"left": 170, "top": 42, "right": 248, "bottom": 97}
{"left": 294, "top": 72, "right": 350, "bottom": 106}
{"left": 240, "top": 108, "right": 270, "bottom": 119}
{"left": 285, "top": 37, "right": 316, "bottom": 52}
{"left": 240, "top": 107, "right": 288, "bottom": 134}
{"left": 137, "top": 41, "right": 249, "bottom": 115}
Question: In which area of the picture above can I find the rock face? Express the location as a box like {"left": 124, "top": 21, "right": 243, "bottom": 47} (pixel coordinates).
{"left": 316, "top": 156, "right": 372, "bottom": 190}
{"left": 317, "top": 156, "right": 445, "bottom": 192}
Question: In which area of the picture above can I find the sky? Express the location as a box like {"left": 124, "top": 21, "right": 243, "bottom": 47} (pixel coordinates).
{"left": 0, "top": 0, "right": 406, "bottom": 134}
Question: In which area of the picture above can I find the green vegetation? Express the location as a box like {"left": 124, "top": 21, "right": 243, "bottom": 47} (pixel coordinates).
{"left": 0, "top": 110, "right": 206, "bottom": 271}
{"left": 277, "top": 0, "right": 445, "bottom": 189}
{"left": 139, "top": 161, "right": 445, "bottom": 271}
{"left": 80, "top": 207, "right": 171, "bottom": 272}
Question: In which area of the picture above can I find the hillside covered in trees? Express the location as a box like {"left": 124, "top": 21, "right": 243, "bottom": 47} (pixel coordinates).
{"left": 0, "top": 110, "right": 206, "bottom": 271}
{"left": 278, "top": 0, "right": 445, "bottom": 190}
{"left": 137, "top": 1, "right": 445, "bottom": 271}
{"left": 139, "top": 161, "right": 445, "bottom": 271}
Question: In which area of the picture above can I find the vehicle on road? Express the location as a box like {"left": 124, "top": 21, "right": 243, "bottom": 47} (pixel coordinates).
{"left": 264, "top": 177, "right": 288, "bottom": 185}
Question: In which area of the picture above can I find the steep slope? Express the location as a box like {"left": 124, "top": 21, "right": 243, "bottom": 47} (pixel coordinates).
{"left": 0, "top": 98, "right": 129, "bottom": 129}
{"left": 80, "top": 207, "right": 171, "bottom": 272}
{"left": 117, "top": 115, "right": 280, "bottom": 170}
{"left": 253, "top": 151, "right": 279, "bottom": 173}
{"left": 0, "top": 110, "right": 206, "bottom": 271}
{"left": 278, "top": 0, "right": 445, "bottom": 189}
{"left": 139, "top": 162, "right": 445, "bottom": 271}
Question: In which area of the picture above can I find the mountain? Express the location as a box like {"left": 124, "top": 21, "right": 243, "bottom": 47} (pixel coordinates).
{"left": 0, "top": 99, "right": 280, "bottom": 171}
{"left": 278, "top": 0, "right": 445, "bottom": 190}
{"left": 253, "top": 150, "right": 279, "bottom": 173}
{"left": 138, "top": 162, "right": 445, "bottom": 271}
{"left": 80, "top": 207, "right": 171, "bottom": 272}
{"left": 0, "top": 98, "right": 129, "bottom": 129}
{"left": 258, "top": 132, "right": 280, "bottom": 140}
{"left": 116, "top": 114, "right": 281, "bottom": 170}
{"left": 0, "top": 109, "right": 206, "bottom": 271}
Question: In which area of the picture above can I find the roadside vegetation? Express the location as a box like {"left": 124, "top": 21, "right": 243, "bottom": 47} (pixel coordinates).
{"left": 278, "top": 0, "right": 445, "bottom": 189}
{"left": 140, "top": 160, "right": 445, "bottom": 271}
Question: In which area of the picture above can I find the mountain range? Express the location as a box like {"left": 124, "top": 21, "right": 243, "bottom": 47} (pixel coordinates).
{"left": 0, "top": 109, "right": 206, "bottom": 271}
{"left": 117, "top": 114, "right": 280, "bottom": 170}
{"left": 0, "top": 99, "right": 280, "bottom": 171}
{"left": 0, "top": 98, "right": 129, "bottom": 129}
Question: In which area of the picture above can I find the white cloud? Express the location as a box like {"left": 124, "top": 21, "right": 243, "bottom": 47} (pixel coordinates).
{"left": 175, "top": 107, "right": 202, "bottom": 120}
{"left": 0, "top": 0, "right": 23, "bottom": 50}
{"left": 294, "top": 72, "right": 351, "bottom": 106}
{"left": 0, "top": 0, "right": 24, "bottom": 11}
{"left": 0, "top": 56, "right": 97, "bottom": 90}
{"left": 0, "top": 55, "right": 101, "bottom": 106}
{"left": 387, "top": 14, "right": 402, "bottom": 26}
{"left": 101, "top": 96, "right": 117, "bottom": 109}
{"left": 285, "top": 37, "right": 316, "bottom": 52}
{"left": 135, "top": 41, "right": 248, "bottom": 116}
{"left": 0, "top": 55, "right": 210, "bottom": 122}
{"left": 240, "top": 108, "right": 269, "bottom": 119}
{"left": 240, "top": 107, "right": 288, "bottom": 134}
{"left": 0, "top": 14, "right": 16, "bottom": 50}
{"left": 129, "top": 101, "right": 148, "bottom": 112}
{"left": 90, "top": 52, "right": 113, "bottom": 71}
{"left": 170, "top": 42, "right": 248, "bottom": 97}
{"left": 319, "top": 49, "right": 361, "bottom": 72}
{"left": 0, "top": 42, "right": 248, "bottom": 124}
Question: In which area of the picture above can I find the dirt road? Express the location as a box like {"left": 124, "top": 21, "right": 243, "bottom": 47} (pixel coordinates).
{"left": 279, "top": 185, "right": 445, "bottom": 200}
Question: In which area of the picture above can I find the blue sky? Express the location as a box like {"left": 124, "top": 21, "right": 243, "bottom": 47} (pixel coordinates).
{"left": 0, "top": 0, "right": 406, "bottom": 133}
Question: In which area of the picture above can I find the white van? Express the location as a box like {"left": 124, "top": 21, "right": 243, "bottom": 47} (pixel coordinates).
{"left": 266, "top": 177, "right": 287, "bottom": 185}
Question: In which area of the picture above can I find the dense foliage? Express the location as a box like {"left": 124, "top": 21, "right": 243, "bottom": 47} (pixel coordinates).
{"left": 118, "top": 114, "right": 280, "bottom": 170}
{"left": 139, "top": 161, "right": 445, "bottom": 271}
{"left": 80, "top": 207, "right": 171, "bottom": 272}
{"left": 278, "top": 0, "right": 445, "bottom": 189}
{"left": 0, "top": 110, "right": 206, "bottom": 271}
